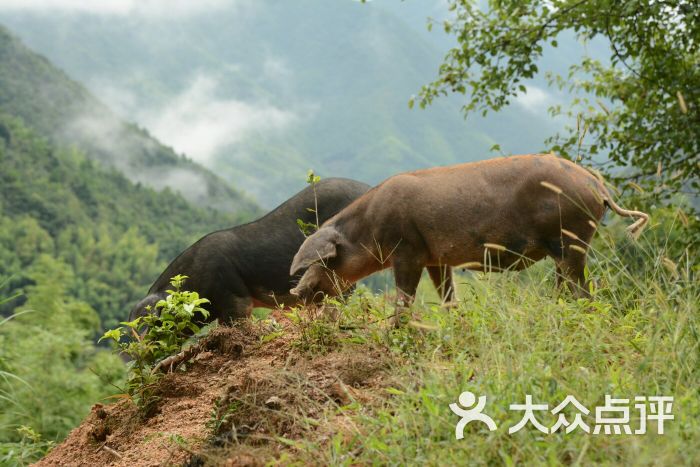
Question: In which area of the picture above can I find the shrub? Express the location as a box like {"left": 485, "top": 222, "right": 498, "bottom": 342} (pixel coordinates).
{"left": 100, "top": 275, "right": 210, "bottom": 413}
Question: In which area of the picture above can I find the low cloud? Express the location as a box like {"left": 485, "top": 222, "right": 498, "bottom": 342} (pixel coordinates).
{"left": 263, "top": 57, "right": 292, "bottom": 82}
{"left": 133, "top": 167, "right": 210, "bottom": 204}
{"left": 64, "top": 107, "right": 214, "bottom": 205}
{"left": 63, "top": 109, "right": 136, "bottom": 171}
{"left": 142, "top": 75, "right": 297, "bottom": 165}
{"left": 0, "top": 0, "right": 240, "bottom": 17}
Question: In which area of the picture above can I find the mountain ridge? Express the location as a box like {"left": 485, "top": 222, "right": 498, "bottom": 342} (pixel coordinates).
{"left": 0, "top": 24, "right": 259, "bottom": 214}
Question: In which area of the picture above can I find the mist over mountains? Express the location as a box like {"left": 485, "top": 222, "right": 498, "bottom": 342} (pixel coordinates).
{"left": 0, "top": 0, "right": 592, "bottom": 207}
{"left": 0, "top": 25, "right": 258, "bottom": 214}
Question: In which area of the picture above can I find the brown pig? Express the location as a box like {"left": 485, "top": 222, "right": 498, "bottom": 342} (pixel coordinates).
{"left": 288, "top": 154, "right": 649, "bottom": 317}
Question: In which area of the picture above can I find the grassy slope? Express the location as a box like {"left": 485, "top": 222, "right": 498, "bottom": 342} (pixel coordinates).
{"left": 227, "top": 227, "right": 678, "bottom": 466}
{"left": 326, "top": 275, "right": 696, "bottom": 462}
{"left": 290, "top": 216, "right": 698, "bottom": 465}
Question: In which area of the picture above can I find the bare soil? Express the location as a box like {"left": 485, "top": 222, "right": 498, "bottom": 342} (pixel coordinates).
{"left": 35, "top": 313, "right": 392, "bottom": 466}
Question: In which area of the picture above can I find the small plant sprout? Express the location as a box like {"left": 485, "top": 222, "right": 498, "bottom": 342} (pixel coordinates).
{"left": 297, "top": 170, "right": 322, "bottom": 236}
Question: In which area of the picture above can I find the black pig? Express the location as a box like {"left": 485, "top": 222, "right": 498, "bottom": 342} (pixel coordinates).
{"left": 129, "top": 178, "right": 370, "bottom": 324}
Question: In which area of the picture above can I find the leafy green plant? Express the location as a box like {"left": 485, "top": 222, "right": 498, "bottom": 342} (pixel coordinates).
{"left": 207, "top": 398, "right": 243, "bottom": 437}
{"left": 100, "top": 275, "right": 210, "bottom": 413}
{"left": 0, "top": 426, "right": 55, "bottom": 467}
{"left": 258, "top": 315, "right": 285, "bottom": 344}
{"left": 296, "top": 169, "right": 322, "bottom": 236}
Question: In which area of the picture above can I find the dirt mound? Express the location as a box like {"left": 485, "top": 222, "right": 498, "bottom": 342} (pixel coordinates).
{"left": 36, "top": 314, "right": 391, "bottom": 466}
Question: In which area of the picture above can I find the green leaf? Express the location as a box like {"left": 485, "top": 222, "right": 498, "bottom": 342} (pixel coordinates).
{"left": 99, "top": 327, "right": 123, "bottom": 343}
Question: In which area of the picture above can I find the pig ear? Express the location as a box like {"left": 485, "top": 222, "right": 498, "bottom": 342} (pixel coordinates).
{"left": 290, "top": 227, "right": 340, "bottom": 276}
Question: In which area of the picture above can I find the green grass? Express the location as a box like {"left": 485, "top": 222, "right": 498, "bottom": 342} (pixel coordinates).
{"left": 291, "top": 217, "right": 699, "bottom": 465}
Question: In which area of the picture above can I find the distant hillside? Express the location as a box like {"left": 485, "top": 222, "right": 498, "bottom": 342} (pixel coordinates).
{"left": 0, "top": 25, "right": 259, "bottom": 213}
{"left": 0, "top": 114, "right": 252, "bottom": 328}
{"left": 0, "top": 1, "right": 565, "bottom": 207}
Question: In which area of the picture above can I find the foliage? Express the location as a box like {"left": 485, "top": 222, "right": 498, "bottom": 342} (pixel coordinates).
{"left": 0, "top": 426, "right": 55, "bottom": 467}
{"left": 0, "top": 258, "right": 124, "bottom": 465}
{"left": 0, "top": 114, "right": 247, "bottom": 329}
{"left": 284, "top": 305, "right": 339, "bottom": 354}
{"left": 206, "top": 398, "right": 242, "bottom": 438}
{"left": 417, "top": 0, "right": 699, "bottom": 206}
{"left": 100, "top": 275, "right": 210, "bottom": 412}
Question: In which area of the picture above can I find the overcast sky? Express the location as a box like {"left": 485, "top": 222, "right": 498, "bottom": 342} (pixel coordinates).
{"left": 0, "top": 0, "right": 241, "bottom": 17}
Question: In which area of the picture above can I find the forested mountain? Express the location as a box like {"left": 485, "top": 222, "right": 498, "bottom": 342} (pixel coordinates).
{"left": 0, "top": 114, "right": 254, "bottom": 329}
{"left": 0, "top": 111, "right": 248, "bottom": 455}
{"left": 0, "top": 0, "right": 567, "bottom": 206}
{"left": 0, "top": 26, "right": 260, "bottom": 453}
{"left": 0, "top": 25, "right": 257, "bottom": 213}
{"left": 0, "top": 23, "right": 262, "bottom": 327}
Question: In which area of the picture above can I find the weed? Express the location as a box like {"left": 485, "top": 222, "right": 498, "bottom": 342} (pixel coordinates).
{"left": 0, "top": 426, "right": 54, "bottom": 466}
{"left": 285, "top": 305, "right": 340, "bottom": 354}
{"left": 100, "top": 275, "right": 211, "bottom": 415}
{"left": 296, "top": 169, "right": 322, "bottom": 236}
{"left": 207, "top": 398, "right": 242, "bottom": 438}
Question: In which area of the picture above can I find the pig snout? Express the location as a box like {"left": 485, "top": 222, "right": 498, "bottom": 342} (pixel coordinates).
{"left": 290, "top": 284, "right": 315, "bottom": 303}
{"left": 291, "top": 264, "right": 340, "bottom": 303}
{"left": 289, "top": 277, "right": 313, "bottom": 301}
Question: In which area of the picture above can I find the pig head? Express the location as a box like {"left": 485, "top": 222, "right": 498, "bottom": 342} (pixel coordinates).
{"left": 289, "top": 226, "right": 358, "bottom": 301}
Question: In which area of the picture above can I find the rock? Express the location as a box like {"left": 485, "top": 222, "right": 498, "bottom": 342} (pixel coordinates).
{"left": 193, "top": 350, "right": 213, "bottom": 362}
{"left": 264, "top": 396, "right": 284, "bottom": 410}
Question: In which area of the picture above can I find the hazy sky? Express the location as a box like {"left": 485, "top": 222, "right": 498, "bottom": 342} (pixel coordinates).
{"left": 0, "top": 0, "right": 241, "bottom": 17}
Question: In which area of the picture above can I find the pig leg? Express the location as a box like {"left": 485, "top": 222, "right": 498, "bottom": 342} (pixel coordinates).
{"left": 391, "top": 258, "right": 424, "bottom": 327}
{"left": 427, "top": 265, "right": 455, "bottom": 304}
{"left": 217, "top": 294, "right": 254, "bottom": 325}
{"left": 555, "top": 254, "right": 590, "bottom": 299}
